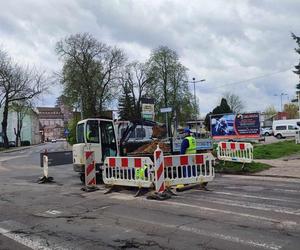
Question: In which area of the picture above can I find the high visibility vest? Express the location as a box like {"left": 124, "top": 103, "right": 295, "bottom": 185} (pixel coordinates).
{"left": 135, "top": 164, "right": 148, "bottom": 179}
{"left": 185, "top": 136, "right": 196, "bottom": 154}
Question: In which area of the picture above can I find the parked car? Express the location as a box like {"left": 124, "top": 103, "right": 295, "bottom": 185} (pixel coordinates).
{"left": 272, "top": 120, "right": 300, "bottom": 139}
{"left": 9, "top": 141, "right": 16, "bottom": 147}
{"left": 261, "top": 127, "right": 273, "bottom": 136}
{"left": 51, "top": 139, "right": 57, "bottom": 143}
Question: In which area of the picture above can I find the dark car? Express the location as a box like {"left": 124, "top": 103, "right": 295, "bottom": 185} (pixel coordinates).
{"left": 9, "top": 141, "right": 16, "bottom": 147}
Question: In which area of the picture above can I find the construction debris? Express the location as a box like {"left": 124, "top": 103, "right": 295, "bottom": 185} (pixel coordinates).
{"left": 132, "top": 140, "right": 170, "bottom": 154}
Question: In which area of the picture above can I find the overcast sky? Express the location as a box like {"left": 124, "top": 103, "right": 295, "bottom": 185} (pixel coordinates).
{"left": 1, "top": 0, "right": 300, "bottom": 116}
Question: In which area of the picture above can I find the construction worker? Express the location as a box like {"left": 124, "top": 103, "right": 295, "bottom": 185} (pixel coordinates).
{"left": 180, "top": 128, "right": 196, "bottom": 155}
{"left": 135, "top": 164, "right": 148, "bottom": 180}
{"left": 180, "top": 128, "right": 196, "bottom": 179}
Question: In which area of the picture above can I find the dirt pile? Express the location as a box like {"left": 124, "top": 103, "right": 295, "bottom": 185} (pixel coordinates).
{"left": 132, "top": 140, "right": 170, "bottom": 154}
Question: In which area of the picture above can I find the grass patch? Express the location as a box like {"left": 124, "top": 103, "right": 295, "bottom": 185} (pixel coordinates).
{"left": 215, "top": 161, "right": 272, "bottom": 174}
{"left": 254, "top": 140, "right": 300, "bottom": 159}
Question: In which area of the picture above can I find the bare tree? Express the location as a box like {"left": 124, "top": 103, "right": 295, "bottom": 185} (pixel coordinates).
{"left": 264, "top": 105, "right": 277, "bottom": 118}
{"left": 118, "top": 61, "right": 151, "bottom": 119}
{"left": 0, "top": 48, "right": 46, "bottom": 148}
{"left": 223, "top": 92, "right": 245, "bottom": 113}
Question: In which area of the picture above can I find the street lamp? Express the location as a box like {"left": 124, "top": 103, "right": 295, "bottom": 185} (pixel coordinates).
{"left": 191, "top": 77, "right": 206, "bottom": 116}
{"left": 274, "top": 93, "right": 288, "bottom": 112}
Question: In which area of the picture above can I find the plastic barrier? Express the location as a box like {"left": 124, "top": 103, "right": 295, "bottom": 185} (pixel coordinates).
{"left": 163, "top": 153, "right": 215, "bottom": 187}
{"left": 85, "top": 151, "right": 96, "bottom": 188}
{"left": 154, "top": 146, "right": 165, "bottom": 193}
{"left": 217, "top": 142, "right": 253, "bottom": 163}
{"left": 103, "top": 156, "right": 155, "bottom": 188}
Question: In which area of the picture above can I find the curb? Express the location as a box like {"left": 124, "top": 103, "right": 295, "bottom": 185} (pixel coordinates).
{"left": 251, "top": 174, "right": 300, "bottom": 180}
{"left": 0, "top": 143, "right": 44, "bottom": 154}
{"left": 218, "top": 173, "right": 300, "bottom": 180}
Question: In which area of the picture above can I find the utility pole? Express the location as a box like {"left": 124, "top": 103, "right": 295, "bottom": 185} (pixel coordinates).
{"left": 274, "top": 93, "right": 288, "bottom": 112}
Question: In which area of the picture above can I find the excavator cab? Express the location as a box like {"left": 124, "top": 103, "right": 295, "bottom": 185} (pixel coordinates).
{"left": 73, "top": 118, "right": 118, "bottom": 181}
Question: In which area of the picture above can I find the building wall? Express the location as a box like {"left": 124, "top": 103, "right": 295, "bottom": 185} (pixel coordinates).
{"left": 0, "top": 107, "right": 40, "bottom": 144}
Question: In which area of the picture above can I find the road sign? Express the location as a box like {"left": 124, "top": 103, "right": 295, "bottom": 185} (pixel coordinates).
{"left": 160, "top": 107, "right": 172, "bottom": 113}
{"left": 64, "top": 128, "right": 70, "bottom": 136}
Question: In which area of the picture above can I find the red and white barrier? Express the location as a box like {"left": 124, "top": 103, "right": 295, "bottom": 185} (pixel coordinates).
{"left": 154, "top": 146, "right": 165, "bottom": 193}
{"left": 85, "top": 151, "right": 96, "bottom": 188}
{"left": 163, "top": 153, "right": 215, "bottom": 187}
{"left": 217, "top": 142, "right": 253, "bottom": 163}
{"left": 103, "top": 149, "right": 215, "bottom": 192}
{"left": 103, "top": 156, "right": 154, "bottom": 188}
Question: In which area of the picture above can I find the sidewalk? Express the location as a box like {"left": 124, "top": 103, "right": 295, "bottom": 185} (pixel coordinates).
{"left": 254, "top": 154, "right": 300, "bottom": 178}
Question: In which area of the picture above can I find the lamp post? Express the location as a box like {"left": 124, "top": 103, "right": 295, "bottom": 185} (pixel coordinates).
{"left": 274, "top": 93, "right": 288, "bottom": 112}
{"left": 191, "top": 77, "right": 205, "bottom": 117}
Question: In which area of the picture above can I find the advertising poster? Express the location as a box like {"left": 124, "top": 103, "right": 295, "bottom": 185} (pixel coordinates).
{"left": 210, "top": 113, "right": 260, "bottom": 140}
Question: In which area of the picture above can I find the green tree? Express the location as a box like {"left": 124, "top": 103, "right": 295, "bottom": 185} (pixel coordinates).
{"left": 56, "top": 33, "right": 126, "bottom": 118}
{"left": 292, "top": 33, "right": 300, "bottom": 117}
{"left": 283, "top": 103, "right": 299, "bottom": 119}
{"left": 146, "top": 46, "right": 194, "bottom": 127}
{"left": 118, "top": 81, "right": 135, "bottom": 120}
{"left": 204, "top": 98, "right": 232, "bottom": 131}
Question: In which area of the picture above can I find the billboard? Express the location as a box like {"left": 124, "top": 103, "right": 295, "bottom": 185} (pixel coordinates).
{"left": 210, "top": 113, "right": 260, "bottom": 140}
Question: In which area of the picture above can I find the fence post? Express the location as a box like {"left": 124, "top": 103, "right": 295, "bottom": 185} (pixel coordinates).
{"left": 82, "top": 151, "right": 98, "bottom": 192}
{"left": 38, "top": 149, "right": 54, "bottom": 184}
{"left": 154, "top": 145, "right": 165, "bottom": 193}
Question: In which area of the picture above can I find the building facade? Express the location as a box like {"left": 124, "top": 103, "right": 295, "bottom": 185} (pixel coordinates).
{"left": 0, "top": 107, "right": 40, "bottom": 144}
{"left": 37, "top": 107, "right": 64, "bottom": 141}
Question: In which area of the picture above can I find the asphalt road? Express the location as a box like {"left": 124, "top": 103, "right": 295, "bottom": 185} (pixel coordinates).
{"left": 0, "top": 142, "right": 300, "bottom": 250}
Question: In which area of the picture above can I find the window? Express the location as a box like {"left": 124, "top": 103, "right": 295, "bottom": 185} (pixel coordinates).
{"left": 100, "top": 121, "right": 117, "bottom": 159}
{"left": 276, "top": 125, "right": 286, "bottom": 130}
{"left": 136, "top": 128, "right": 146, "bottom": 138}
{"left": 86, "top": 120, "right": 99, "bottom": 143}
{"left": 76, "top": 123, "right": 84, "bottom": 143}
{"left": 288, "top": 125, "right": 294, "bottom": 130}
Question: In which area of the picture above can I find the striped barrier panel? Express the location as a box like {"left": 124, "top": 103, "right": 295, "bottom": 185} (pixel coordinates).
{"left": 163, "top": 153, "right": 215, "bottom": 187}
{"left": 154, "top": 146, "right": 165, "bottom": 193}
{"left": 217, "top": 142, "right": 253, "bottom": 163}
{"left": 295, "top": 131, "right": 300, "bottom": 144}
{"left": 85, "top": 151, "right": 96, "bottom": 188}
{"left": 103, "top": 156, "right": 154, "bottom": 188}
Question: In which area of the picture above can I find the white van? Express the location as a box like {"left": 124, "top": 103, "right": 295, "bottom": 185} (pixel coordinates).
{"left": 272, "top": 119, "right": 300, "bottom": 139}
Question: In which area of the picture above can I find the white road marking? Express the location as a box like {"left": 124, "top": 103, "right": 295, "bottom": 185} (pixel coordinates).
{"left": 212, "top": 191, "right": 300, "bottom": 203}
{"left": 185, "top": 195, "right": 300, "bottom": 216}
{"left": 46, "top": 210, "right": 62, "bottom": 215}
{"left": 158, "top": 200, "right": 299, "bottom": 228}
{"left": 0, "top": 226, "right": 67, "bottom": 250}
{"left": 111, "top": 213, "right": 282, "bottom": 250}
{"left": 221, "top": 174, "right": 300, "bottom": 183}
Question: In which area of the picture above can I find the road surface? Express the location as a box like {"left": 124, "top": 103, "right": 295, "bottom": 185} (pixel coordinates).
{"left": 0, "top": 142, "right": 299, "bottom": 250}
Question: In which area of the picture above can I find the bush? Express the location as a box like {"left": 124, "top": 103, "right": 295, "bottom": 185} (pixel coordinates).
{"left": 0, "top": 142, "right": 4, "bottom": 148}
{"left": 21, "top": 141, "right": 31, "bottom": 146}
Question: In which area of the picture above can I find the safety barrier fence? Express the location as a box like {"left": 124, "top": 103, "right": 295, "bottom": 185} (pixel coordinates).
{"left": 103, "top": 146, "right": 215, "bottom": 192}
{"left": 163, "top": 153, "right": 215, "bottom": 187}
{"left": 217, "top": 141, "right": 253, "bottom": 163}
{"left": 103, "top": 156, "right": 155, "bottom": 188}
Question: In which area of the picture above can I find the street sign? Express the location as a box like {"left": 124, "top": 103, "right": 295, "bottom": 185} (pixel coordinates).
{"left": 160, "top": 107, "right": 172, "bottom": 113}
{"left": 64, "top": 128, "right": 70, "bottom": 136}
